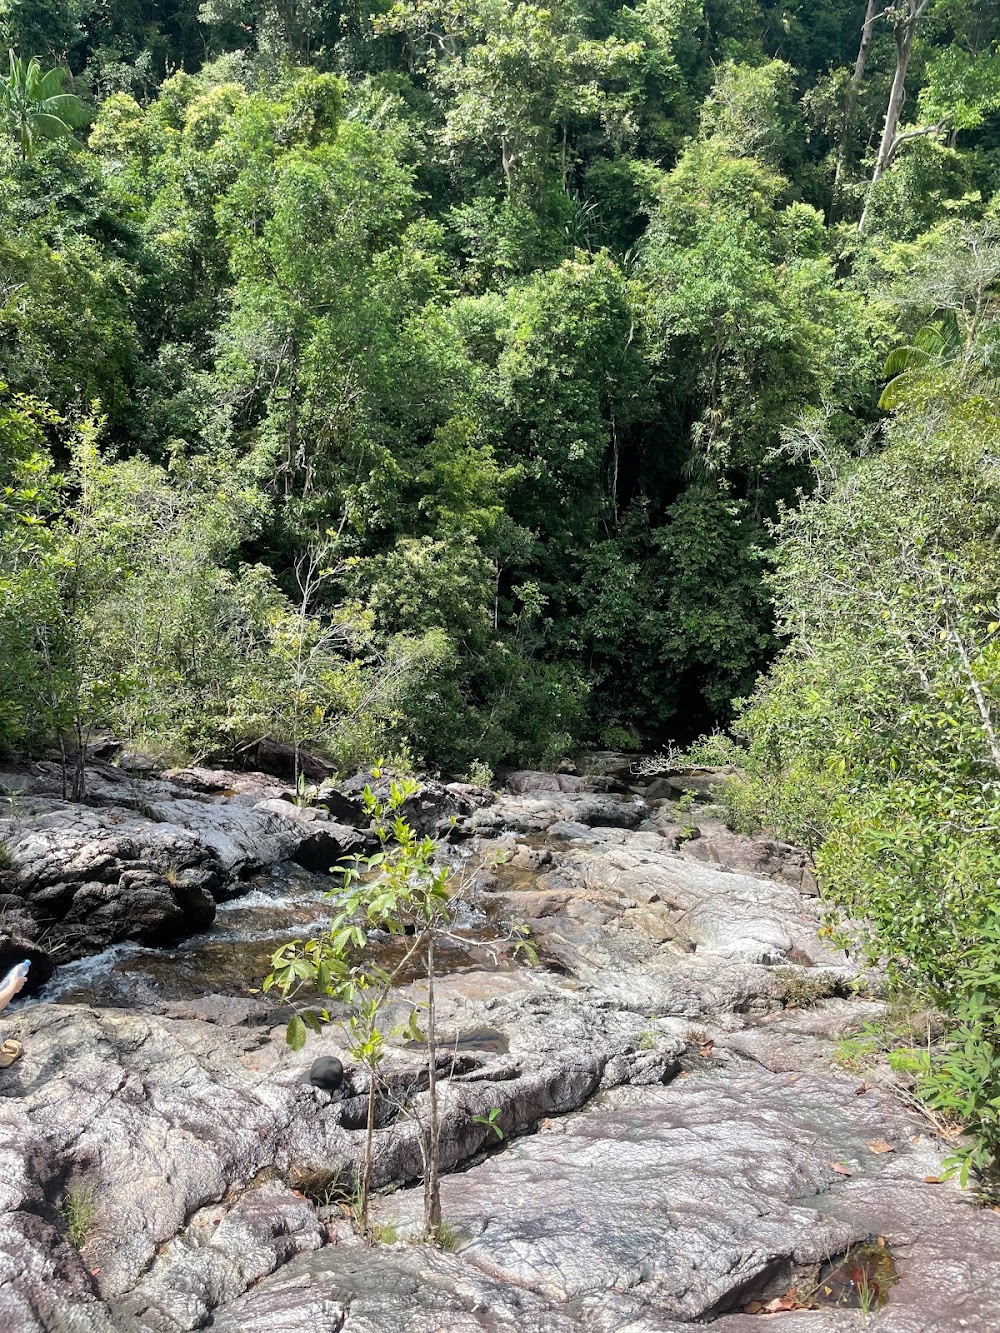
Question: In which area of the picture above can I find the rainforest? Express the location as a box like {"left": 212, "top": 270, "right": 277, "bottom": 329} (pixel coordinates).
{"left": 2, "top": 0, "right": 1000, "bottom": 1314}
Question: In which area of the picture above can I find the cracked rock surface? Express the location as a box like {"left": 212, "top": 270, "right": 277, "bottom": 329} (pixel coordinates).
{"left": 0, "top": 762, "right": 993, "bottom": 1332}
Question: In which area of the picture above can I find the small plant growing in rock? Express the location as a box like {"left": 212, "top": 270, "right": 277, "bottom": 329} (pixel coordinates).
{"left": 472, "top": 1106, "right": 504, "bottom": 1141}
{"left": 463, "top": 760, "right": 494, "bottom": 790}
{"left": 369, "top": 1221, "right": 399, "bottom": 1245}
{"left": 4, "top": 788, "right": 25, "bottom": 822}
{"left": 434, "top": 1220, "right": 461, "bottom": 1251}
{"left": 637, "top": 1029, "right": 657, "bottom": 1051}
{"left": 60, "top": 1178, "right": 97, "bottom": 1246}
{"left": 775, "top": 968, "right": 839, "bottom": 1009}
{"left": 267, "top": 766, "right": 529, "bottom": 1243}
{"left": 0, "top": 840, "right": 14, "bottom": 872}
{"left": 293, "top": 773, "right": 319, "bottom": 808}
{"left": 675, "top": 793, "right": 699, "bottom": 840}
{"left": 856, "top": 1272, "right": 876, "bottom": 1325}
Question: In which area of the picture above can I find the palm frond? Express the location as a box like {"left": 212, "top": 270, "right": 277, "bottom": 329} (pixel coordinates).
{"left": 43, "top": 92, "right": 90, "bottom": 127}
{"left": 29, "top": 111, "right": 74, "bottom": 140}
{"left": 36, "top": 67, "right": 67, "bottom": 101}
{"left": 883, "top": 345, "right": 926, "bottom": 378}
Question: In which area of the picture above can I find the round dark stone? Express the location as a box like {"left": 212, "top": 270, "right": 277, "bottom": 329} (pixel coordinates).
{"left": 309, "top": 1055, "right": 344, "bottom": 1091}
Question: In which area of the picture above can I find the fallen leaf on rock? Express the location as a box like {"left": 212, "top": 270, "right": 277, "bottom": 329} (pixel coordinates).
{"left": 924, "top": 1175, "right": 943, "bottom": 1184}
{"left": 867, "top": 1139, "right": 894, "bottom": 1154}
{"left": 698, "top": 1040, "right": 714, "bottom": 1059}
{"left": 855, "top": 1083, "right": 868, "bottom": 1095}
{"left": 877, "top": 1235, "right": 887, "bottom": 1247}
{"left": 764, "top": 1295, "right": 800, "bottom": 1312}
{"left": 90, "top": 1267, "right": 101, "bottom": 1277}
{"left": 743, "top": 1301, "right": 764, "bottom": 1314}
{"left": 829, "top": 1161, "right": 852, "bottom": 1176}
{"left": 539, "top": 1117, "right": 554, "bottom": 1130}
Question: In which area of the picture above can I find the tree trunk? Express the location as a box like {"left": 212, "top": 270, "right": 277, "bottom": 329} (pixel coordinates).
{"left": 361, "top": 1072, "right": 376, "bottom": 1235}
{"left": 832, "top": 0, "right": 880, "bottom": 207}
{"left": 423, "top": 934, "right": 442, "bottom": 1239}
{"left": 859, "top": 0, "right": 929, "bottom": 232}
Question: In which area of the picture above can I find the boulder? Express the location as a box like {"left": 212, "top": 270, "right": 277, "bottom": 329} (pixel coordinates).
{"left": 507, "top": 771, "right": 585, "bottom": 795}
{"left": 252, "top": 800, "right": 378, "bottom": 873}
{"left": 0, "top": 760, "right": 398, "bottom": 956}
{"left": 248, "top": 739, "right": 336, "bottom": 785}
{"left": 0, "top": 803, "right": 222, "bottom": 956}
{"left": 324, "top": 771, "right": 495, "bottom": 837}
{"left": 676, "top": 818, "right": 817, "bottom": 893}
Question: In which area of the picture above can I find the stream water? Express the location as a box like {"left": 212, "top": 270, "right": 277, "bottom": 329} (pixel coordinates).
{"left": 36, "top": 861, "right": 516, "bottom": 1010}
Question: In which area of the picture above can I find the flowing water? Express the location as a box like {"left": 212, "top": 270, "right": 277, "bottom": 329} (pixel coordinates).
{"left": 36, "top": 861, "right": 518, "bottom": 1010}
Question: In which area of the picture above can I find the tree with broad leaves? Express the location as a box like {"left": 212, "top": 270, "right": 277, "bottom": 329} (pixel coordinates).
{"left": 0, "top": 50, "right": 88, "bottom": 160}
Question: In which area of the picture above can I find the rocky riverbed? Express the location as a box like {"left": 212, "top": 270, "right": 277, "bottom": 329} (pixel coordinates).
{"left": 0, "top": 752, "right": 996, "bottom": 1332}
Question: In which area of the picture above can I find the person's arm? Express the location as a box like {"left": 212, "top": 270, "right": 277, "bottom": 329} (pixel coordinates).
{"left": 0, "top": 963, "right": 29, "bottom": 1014}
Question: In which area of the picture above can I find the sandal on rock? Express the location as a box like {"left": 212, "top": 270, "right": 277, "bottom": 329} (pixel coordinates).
{"left": 0, "top": 1039, "right": 22, "bottom": 1068}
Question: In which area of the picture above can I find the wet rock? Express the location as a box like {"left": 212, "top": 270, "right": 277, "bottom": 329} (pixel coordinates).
{"left": 469, "top": 790, "right": 648, "bottom": 836}
{"left": 0, "top": 803, "right": 223, "bottom": 956}
{"left": 0, "top": 765, "right": 386, "bottom": 956}
{"left": 0, "top": 881, "right": 38, "bottom": 938}
{"left": 252, "top": 800, "right": 377, "bottom": 873}
{"left": 0, "top": 759, "right": 993, "bottom": 1333}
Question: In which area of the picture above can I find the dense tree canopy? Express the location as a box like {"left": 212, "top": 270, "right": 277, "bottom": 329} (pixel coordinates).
{"left": 0, "top": 0, "right": 997, "bottom": 776}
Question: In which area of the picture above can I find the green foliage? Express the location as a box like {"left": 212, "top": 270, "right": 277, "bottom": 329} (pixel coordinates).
{"left": 369, "top": 1221, "right": 399, "bottom": 1245}
{"left": 60, "top": 1178, "right": 97, "bottom": 1246}
{"left": 434, "top": 1220, "right": 462, "bottom": 1251}
{"left": 0, "top": 50, "right": 89, "bottom": 159}
{"left": 267, "top": 769, "right": 466, "bottom": 1235}
{"left": 472, "top": 1106, "right": 505, "bottom": 1141}
{"left": 2, "top": 0, "right": 996, "bottom": 770}
{"left": 732, "top": 239, "right": 1000, "bottom": 1175}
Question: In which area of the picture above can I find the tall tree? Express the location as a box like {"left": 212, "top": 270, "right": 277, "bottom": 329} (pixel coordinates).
{"left": 858, "top": 0, "right": 934, "bottom": 231}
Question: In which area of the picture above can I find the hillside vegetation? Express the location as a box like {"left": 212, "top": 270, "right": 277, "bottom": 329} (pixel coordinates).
{"left": 2, "top": 0, "right": 1000, "bottom": 1174}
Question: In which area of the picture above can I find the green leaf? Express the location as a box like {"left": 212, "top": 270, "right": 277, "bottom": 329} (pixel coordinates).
{"left": 286, "top": 1013, "right": 308, "bottom": 1051}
